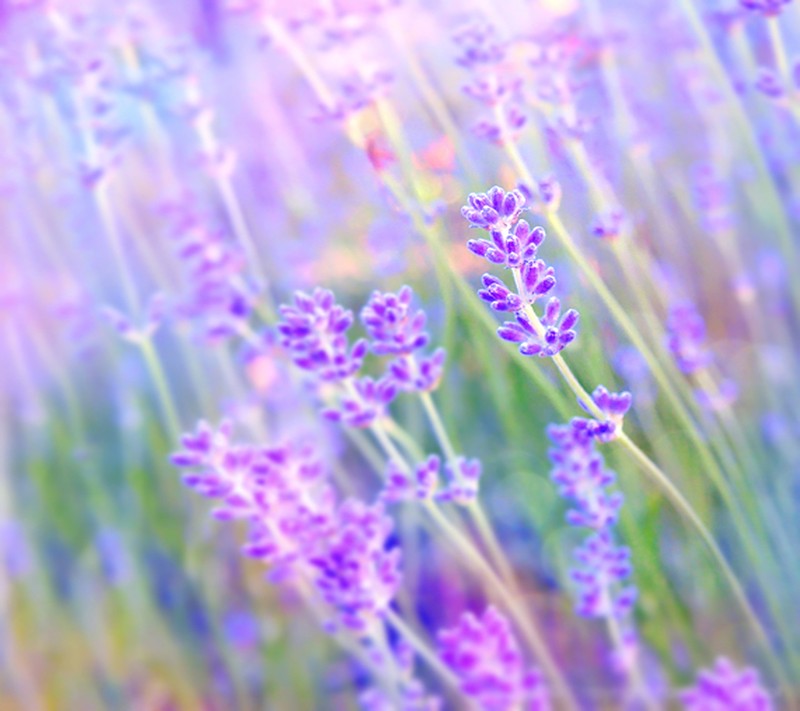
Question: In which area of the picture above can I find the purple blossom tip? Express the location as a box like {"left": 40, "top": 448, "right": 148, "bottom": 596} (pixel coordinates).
{"left": 681, "top": 657, "right": 773, "bottom": 710}
{"left": 277, "top": 288, "right": 365, "bottom": 381}
{"left": 361, "top": 286, "right": 430, "bottom": 356}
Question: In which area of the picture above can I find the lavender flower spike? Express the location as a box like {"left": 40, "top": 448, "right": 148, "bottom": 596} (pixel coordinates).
{"left": 360, "top": 285, "right": 430, "bottom": 356}
{"left": 463, "top": 186, "right": 580, "bottom": 357}
{"left": 361, "top": 286, "right": 446, "bottom": 392}
{"left": 681, "top": 657, "right": 773, "bottom": 710}
{"left": 438, "top": 606, "right": 550, "bottom": 711}
{"left": 278, "top": 288, "right": 367, "bottom": 381}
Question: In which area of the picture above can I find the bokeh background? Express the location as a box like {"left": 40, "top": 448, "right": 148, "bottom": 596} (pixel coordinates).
{"left": 1, "top": 0, "right": 799, "bottom": 708}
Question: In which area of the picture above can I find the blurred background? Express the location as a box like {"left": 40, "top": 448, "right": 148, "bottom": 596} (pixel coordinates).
{"left": 1, "top": 0, "right": 799, "bottom": 708}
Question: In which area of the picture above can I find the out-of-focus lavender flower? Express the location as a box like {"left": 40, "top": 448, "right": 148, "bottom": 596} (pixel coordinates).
{"left": 453, "top": 21, "right": 528, "bottom": 144}
{"left": 101, "top": 292, "right": 166, "bottom": 343}
{"left": 360, "top": 640, "right": 442, "bottom": 711}
{"left": 437, "top": 606, "right": 550, "bottom": 711}
{"left": 453, "top": 23, "right": 505, "bottom": 69}
{"left": 0, "top": 521, "right": 32, "bottom": 579}
{"left": 172, "top": 422, "right": 400, "bottom": 631}
{"left": 436, "top": 457, "right": 483, "bottom": 504}
{"left": 680, "top": 657, "right": 773, "bottom": 710}
{"left": 695, "top": 378, "right": 739, "bottom": 413}
{"left": 518, "top": 177, "right": 563, "bottom": 215}
{"left": 755, "top": 68, "right": 784, "bottom": 99}
{"left": 95, "top": 528, "right": 132, "bottom": 586}
{"left": 548, "top": 421, "right": 623, "bottom": 530}
{"left": 548, "top": 389, "right": 640, "bottom": 674}
{"left": 386, "top": 348, "right": 446, "bottom": 392}
{"left": 309, "top": 498, "right": 401, "bottom": 633}
{"left": 592, "top": 210, "right": 626, "bottom": 241}
{"left": 739, "top": 0, "right": 792, "bottom": 17}
{"left": 222, "top": 609, "right": 262, "bottom": 651}
{"left": 382, "top": 455, "right": 482, "bottom": 505}
{"left": 382, "top": 456, "right": 440, "bottom": 503}
{"left": 164, "top": 199, "right": 254, "bottom": 342}
{"left": 666, "top": 302, "right": 713, "bottom": 374}
{"left": 693, "top": 165, "right": 734, "bottom": 235}
{"left": 571, "top": 530, "right": 637, "bottom": 619}
{"left": 361, "top": 287, "right": 446, "bottom": 393}
{"left": 323, "top": 375, "right": 397, "bottom": 428}
{"left": 172, "top": 420, "right": 335, "bottom": 580}
{"left": 361, "top": 286, "right": 429, "bottom": 356}
{"left": 278, "top": 288, "right": 368, "bottom": 381}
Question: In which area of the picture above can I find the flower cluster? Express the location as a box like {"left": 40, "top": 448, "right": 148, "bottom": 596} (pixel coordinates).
{"left": 680, "top": 657, "right": 773, "bottom": 710}
{"left": 454, "top": 23, "right": 527, "bottom": 144}
{"left": 163, "top": 197, "right": 254, "bottom": 343}
{"left": 278, "top": 286, "right": 479, "bottom": 502}
{"left": 171, "top": 421, "right": 401, "bottom": 632}
{"left": 382, "top": 455, "right": 482, "bottom": 505}
{"left": 437, "top": 606, "right": 550, "bottom": 711}
{"left": 361, "top": 286, "right": 446, "bottom": 393}
{"left": 278, "top": 286, "right": 445, "bottom": 427}
{"left": 278, "top": 288, "right": 368, "bottom": 381}
{"left": 548, "top": 387, "right": 639, "bottom": 671}
{"left": 463, "top": 186, "right": 579, "bottom": 358}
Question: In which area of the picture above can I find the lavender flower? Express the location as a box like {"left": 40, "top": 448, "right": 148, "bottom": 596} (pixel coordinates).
{"left": 464, "top": 187, "right": 579, "bottom": 357}
{"left": 360, "top": 286, "right": 430, "bottom": 356}
{"left": 580, "top": 385, "right": 633, "bottom": 442}
{"left": 163, "top": 198, "right": 254, "bottom": 342}
{"left": 548, "top": 421, "right": 624, "bottom": 530}
{"left": 739, "top": 0, "right": 792, "bottom": 16}
{"left": 681, "top": 657, "right": 773, "bottom": 710}
{"left": 361, "top": 287, "right": 446, "bottom": 393}
{"left": 548, "top": 389, "right": 640, "bottom": 673}
{"left": 386, "top": 348, "right": 446, "bottom": 392}
{"left": 437, "top": 606, "right": 550, "bottom": 711}
{"left": 666, "top": 302, "right": 713, "bottom": 374}
{"left": 382, "top": 456, "right": 440, "bottom": 503}
{"left": 309, "top": 498, "right": 402, "bottom": 633}
{"left": 454, "top": 23, "right": 527, "bottom": 144}
{"left": 278, "top": 288, "right": 368, "bottom": 381}
{"left": 323, "top": 375, "right": 397, "bottom": 428}
{"left": 171, "top": 421, "right": 335, "bottom": 580}
{"left": 571, "top": 530, "right": 637, "bottom": 619}
{"left": 382, "top": 455, "right": 482, "bottom": 505}
{"left": 518, "top": 177, "right": 563, "bottom": 215}
{"left": 463, "top": 193, "right": 542, "bottom": 266}
{"left": 172, "top": 421, "right": 401, "bottom": 632}
{"left": 359, "top": 640, "right": 442, "bottom": 711}
{"left": 592, "top": 210, "right": 625, "bottom": 241}
{"left": 496, "top": 298, "right": 578, "bottom": 357}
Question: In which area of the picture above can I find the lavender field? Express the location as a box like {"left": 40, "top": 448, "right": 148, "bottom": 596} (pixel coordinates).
{"left": 1, "top": 0, "right": 799, "bottom": 708}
